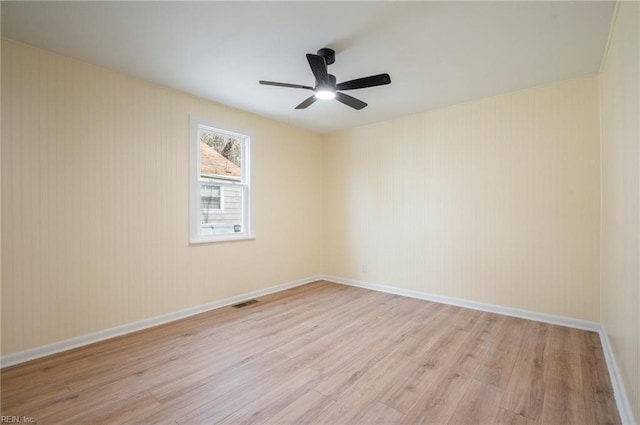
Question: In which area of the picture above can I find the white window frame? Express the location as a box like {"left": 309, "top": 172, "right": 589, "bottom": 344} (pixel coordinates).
{"left": 189, "top": 116, "right": 254, "bottom": 244}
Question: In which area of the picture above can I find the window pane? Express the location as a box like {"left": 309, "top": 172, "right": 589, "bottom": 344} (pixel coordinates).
{"left": 199, "top": 185, "right": 244, "bottom": 236}
{"left": 200, "top": 182, "right": 221, "bottom": 218}
{"left": 199, "top": 129, "right": 242, "bottom": 179}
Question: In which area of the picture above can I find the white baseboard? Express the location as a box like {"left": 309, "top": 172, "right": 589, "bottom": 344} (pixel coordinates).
{"left": 0, "top": 275, "right": 322, "bottom": 368}
{"left": 599, "top": 325, "right": 637, "bottom": 425}
{"left": 322, "top": 275, "right": 600, "bottom": 331}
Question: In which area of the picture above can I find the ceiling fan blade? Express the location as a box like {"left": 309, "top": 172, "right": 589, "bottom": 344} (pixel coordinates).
{"left": 306, "top": 54, "right": 329, "bottom": 85}
{"left": 295, "top": 95, "right": 318, "bottom": 110}
{"left": 335, "top": 92, "right": 367, "bottom": 110}
{"left": 336, "top": 74, "right": 391, "bottom": 91}
{"left": 259, "top": 80, "right": 314, "bottom": 90}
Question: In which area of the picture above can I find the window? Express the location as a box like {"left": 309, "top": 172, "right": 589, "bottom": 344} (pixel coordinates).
{"left": 190, "top": 117, "right": 253, "bottom": 243}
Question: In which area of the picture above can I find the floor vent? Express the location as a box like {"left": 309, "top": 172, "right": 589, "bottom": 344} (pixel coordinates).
{"left": 232, "top": 299, "right": 259, "bottom": 308}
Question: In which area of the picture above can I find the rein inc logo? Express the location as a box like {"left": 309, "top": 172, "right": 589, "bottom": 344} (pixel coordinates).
{"left": 1, "top": 417, "right": 35, "bottom": 423}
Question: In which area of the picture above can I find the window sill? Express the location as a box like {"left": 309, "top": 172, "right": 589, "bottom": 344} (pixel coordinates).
{"left": 190, "top": 234, "right": 256, "bottom": 245}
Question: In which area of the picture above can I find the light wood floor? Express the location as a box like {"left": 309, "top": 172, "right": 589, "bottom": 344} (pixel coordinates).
{"left": 1, "top": 281, "right": 621, "bottom": 425}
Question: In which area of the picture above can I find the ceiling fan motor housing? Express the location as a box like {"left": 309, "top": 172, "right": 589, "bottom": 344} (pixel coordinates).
{"left": 317, "top": 48, "right": 335, "bottom": 65}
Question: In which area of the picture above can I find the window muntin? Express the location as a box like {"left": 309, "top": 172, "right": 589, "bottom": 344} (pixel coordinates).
{"left": 190, "top": 117, "right": 253, "bottom": 243}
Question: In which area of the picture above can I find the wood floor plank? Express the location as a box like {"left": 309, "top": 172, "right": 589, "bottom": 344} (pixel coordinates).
{"left": 123, "top": 417, "right": 178, "bottom": 425}
{"left": 474, "top": 316, "right": 527, "bottom": 389}
{"left": 494, "top": 408, "right": 538, "bottom": 425}
{"left": 273, "top": 291, "right": 391, "bottom": 359}
{"left": 400, "top": 298, "right": 445, "bottom": 325}
{"left": 118, "top": 354, "right": 293, "bottom": 423}
{"left": 312, "top": 333, "right": 403, "bottom": 398}
{"left": 297, "top": 295, "right": 420, "bottom": 376}
{"left": 400, "top": 369, "right": 472, "bottom": 425}
{"left": 469, "top": 312, "right": 507, "bottom": 342}
{"left": 447, "top": 379, "right": 503, "bottom": 425}
{"left": 11, "top": 356, "right": 188, "bottom": 422}
{"left": 355, "top": 401, "right": 406, "bottom": 424}
{"left": 545, "top": 322, "right": 585, "bottom": 355}
{"left": 37, "top": 390, "right": 159, "bottom": 425}
{"left": 394, "top": 305, "right": 459, "bottom": 359}
{"left": 448, "top": 336, "right": 492, "bottom": 378}
{"left": 175, "top": 358, "right": 320, "bottom": 424}
{"left": 311, "top": 351, "right": 416, "bottom": 424}
{"left": 381, "top": 326, "right": 470, "bottom": 413}
{"left": 0, "top": 380, "right": 71, "bottom": 412}
{"left": 452, "top": 307, "right": 483, "bottom": 332}
{"left": 150, "top": 351, "right": 289, "bottom": 403}
{"left": 540, "top": 347, "right": 586, "bottom": 425}
{"left": 1, "top": 355, "right": 93, "bottom": 391}
{"left": 500, "top": 321, "right": 548, "bottom": 421}
{"left": 0, "top": 281, "right": 622, "bottom": 425}
{"left": 262, "top": 389, "right": 334, "bottom": 425}
{"left": 216, "top": 367, "right": 323, "bottom": 424}
{"left": 308, "top": 318, "right": 418, "bottom": 375}
{"left": 66, "top": 348, "right": 187, "bottom": 393}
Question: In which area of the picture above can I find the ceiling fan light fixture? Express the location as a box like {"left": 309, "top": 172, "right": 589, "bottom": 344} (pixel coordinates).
{"left": 315, "top": 89, "right": 336, "bottom": 100}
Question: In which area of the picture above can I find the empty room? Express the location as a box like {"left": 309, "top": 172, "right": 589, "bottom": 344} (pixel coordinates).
{"left": 1, "top": 1, "right": 638, "bottom": 424}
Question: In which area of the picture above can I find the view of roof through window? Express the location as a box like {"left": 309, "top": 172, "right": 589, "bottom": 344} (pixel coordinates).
{"left": 199, "top": 129, "right": 242, "bottom": 179}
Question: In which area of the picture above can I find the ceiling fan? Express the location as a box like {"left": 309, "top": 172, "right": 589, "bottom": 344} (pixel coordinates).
{"left": 259, "top": 48, "right": 391, "bottom": 110}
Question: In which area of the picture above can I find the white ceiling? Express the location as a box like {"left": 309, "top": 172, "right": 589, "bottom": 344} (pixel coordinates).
{"left": 2, "top": 1, "right": 615, "bottom": 134}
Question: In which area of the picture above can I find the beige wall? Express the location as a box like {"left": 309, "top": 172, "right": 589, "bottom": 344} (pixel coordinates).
{"left": 600, "top": 1, "right": 640, "bottom": 423}
{"left": 323, "top": 77, "right": 601, "bottom": 322}
{"left": 1, "top": 39, "right": 323, "bottom": 355}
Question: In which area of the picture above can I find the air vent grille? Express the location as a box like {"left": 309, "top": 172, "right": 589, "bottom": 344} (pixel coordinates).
{"left": 232, "top": 299, "right": 259, "bottom": 308}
